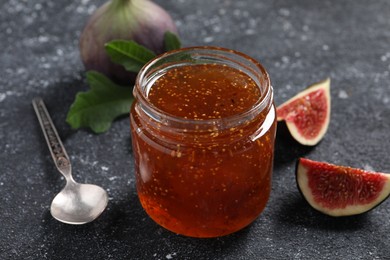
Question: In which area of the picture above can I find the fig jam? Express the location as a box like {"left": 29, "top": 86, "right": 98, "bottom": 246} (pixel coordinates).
{"left": 130, "top": 47, "right": 276, "bottom": 237}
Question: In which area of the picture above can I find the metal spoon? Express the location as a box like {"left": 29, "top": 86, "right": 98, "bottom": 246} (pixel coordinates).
{"left": 32, "top": 98, "right": 108, "bottom": 224}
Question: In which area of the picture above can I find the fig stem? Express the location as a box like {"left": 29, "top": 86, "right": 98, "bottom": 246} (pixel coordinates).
{"left": 110, "top": 0, "right": 134, "bottom": 10}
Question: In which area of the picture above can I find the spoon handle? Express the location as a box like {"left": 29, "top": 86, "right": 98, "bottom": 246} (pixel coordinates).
{"left": 32, "top": 98, "right": 72, "bottom": 179}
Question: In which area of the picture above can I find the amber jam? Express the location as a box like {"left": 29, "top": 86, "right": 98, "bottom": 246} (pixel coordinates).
{"left": 130, "top": 47, "right": 276, "bottom": 238}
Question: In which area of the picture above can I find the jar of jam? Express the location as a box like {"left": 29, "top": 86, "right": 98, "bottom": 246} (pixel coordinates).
{"left": 130, "top": 46, "right": 276, "bottom": 238}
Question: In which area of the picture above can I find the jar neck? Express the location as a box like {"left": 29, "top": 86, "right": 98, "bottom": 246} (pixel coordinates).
{"left": 133, "top": 46, "right": 273, "bottom": 133}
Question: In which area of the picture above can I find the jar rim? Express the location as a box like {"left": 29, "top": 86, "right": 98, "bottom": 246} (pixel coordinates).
{"left": 134, "top": 46, "right": 273, "bottom": 128}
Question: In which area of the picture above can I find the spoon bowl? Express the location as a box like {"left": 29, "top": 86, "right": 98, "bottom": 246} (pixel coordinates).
{"left": 51, "top": 182, "right": 108, "bottom": 225}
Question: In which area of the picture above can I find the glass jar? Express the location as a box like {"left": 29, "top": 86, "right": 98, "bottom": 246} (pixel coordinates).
{"left": 130, "top": 47, "right": 276, "bottom": 238}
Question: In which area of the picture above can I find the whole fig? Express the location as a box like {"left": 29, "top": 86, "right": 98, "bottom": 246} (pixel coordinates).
{"left": 79, "top": 0, "right": 178, "bottom": 84}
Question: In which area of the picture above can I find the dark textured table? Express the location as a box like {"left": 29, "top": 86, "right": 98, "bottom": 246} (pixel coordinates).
{"left": 1, "top": 0, "right": 390, "bottom": 259}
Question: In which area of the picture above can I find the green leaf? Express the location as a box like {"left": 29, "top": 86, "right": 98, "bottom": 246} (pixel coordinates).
{"left": 164, "top": 31, "right": 181, "bottom": 51}
{"left": 66, "top": 71, "right": 134, "bottom": 133}
{"left": 105, "top": 40, "right": 156, "bottom": 73}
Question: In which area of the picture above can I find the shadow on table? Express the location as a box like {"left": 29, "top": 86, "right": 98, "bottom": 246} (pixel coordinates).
{"left": 99, "top": 192, "right": 254, "bottom": 258}
{"left": 39, "top": 188, "right": 255, "bottom": 259}
{"left": 274, "top": 192, "right": 371, "bottom": 232}
{"left": 273, "top": 123, "right": 315, "bottom": 172}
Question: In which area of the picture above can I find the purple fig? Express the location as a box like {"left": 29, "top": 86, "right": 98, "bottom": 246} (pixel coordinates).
{"left": 79, "top": 0, "right": 178, "bottom": 84}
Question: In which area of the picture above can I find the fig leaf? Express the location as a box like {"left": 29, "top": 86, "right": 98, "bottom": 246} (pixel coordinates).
{"left": 66, "top": 71, "right": 133, "bottom": 133}
{"left": 164, "top": 31, "right": 181, "bottom": 51}
{"left": 105, "top": 40, "right": 156, "bottom": 73}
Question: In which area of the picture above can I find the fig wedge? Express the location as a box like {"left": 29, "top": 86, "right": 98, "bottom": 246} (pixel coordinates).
{"left": 277, "top": 78, "right": 331, "bottom": 146}
{"left": 296, "top": 158, "right": 390, "bottom": 217}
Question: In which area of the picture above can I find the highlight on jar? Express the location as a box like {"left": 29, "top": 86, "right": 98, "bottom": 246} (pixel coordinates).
{"left": 130, "top": 46, "right": 277, "bottom": 238}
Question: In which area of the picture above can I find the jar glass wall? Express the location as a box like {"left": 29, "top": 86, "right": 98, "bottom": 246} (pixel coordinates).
{"left": 130, "top": 47, "right": 276, "bottom": 238}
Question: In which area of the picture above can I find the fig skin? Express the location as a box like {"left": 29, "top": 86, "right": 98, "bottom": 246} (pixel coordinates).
{"left": 79, "top": 0, "right": 178, "bottom": 84}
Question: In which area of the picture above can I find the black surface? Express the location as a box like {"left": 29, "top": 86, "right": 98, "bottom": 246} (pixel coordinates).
{"left": 1, "top": 0, "right": 390, "bottom": 259}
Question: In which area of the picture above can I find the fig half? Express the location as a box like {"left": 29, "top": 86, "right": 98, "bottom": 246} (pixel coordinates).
{"left": 296, "top": 158, "right": 390, "bottom": 217}
{"left": 277, "top": 78, "right": 331, "bottom": 146}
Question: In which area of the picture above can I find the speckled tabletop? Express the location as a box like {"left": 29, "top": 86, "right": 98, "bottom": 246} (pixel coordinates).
{"left": 1, "top": 0, "right": 390, "bottom": 259}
